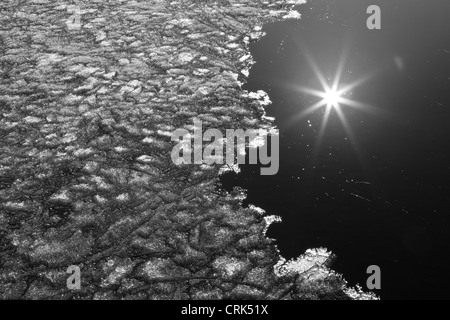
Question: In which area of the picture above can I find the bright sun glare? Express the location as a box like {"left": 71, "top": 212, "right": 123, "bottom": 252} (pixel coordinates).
{"left": 322, "top": 87, "right": 343, "bottom": 108}
{"left": 283, "top": 44, "right": 379, "bottom": 163}
{"left": 289, "top": 48, "right": 376, "bottom": 141}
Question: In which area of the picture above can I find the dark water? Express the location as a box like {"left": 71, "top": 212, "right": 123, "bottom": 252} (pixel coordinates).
{"left": 220, "top": 0, "right": 450, "bottom": 299}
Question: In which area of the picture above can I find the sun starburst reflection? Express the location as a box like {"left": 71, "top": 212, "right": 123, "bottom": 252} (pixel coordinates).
{"left": 286, "top": 45, "right": 379, "bottom": 163}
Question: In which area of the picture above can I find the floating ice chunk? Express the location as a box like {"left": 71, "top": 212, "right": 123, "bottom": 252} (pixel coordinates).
{"left": 91, "top": 176, "right": 110, "bottom": 189}
{"left": 118, "top": 58, "right": 130, "bottom": 65}
{"left": 72, "top": 184, "right": 92, "bottom": 191}
{"left": 345, "top": 285, "right": 379, "bottom": 300}
{"left": 169, "top": 18, "right": 193, "bottom": 27}
{"left": 142, "top": 137, "right": 154, "bottom": 144}
{"left": 248, "top": 90, "right": 272, "bottom": 106}
{"left": 178, "top": 52, "right": 194, "bottom": 63}
{"left": 239, "top": 54, "right": 251, "bottom": 62}
{"left": 95, "top": 195, "right": 107, "bottom": 203}
{"left": 249, "top": 204, "right": 265, "bottom": 215}
{"left": 101, "top": 265, "right": 131, "bottom": 286}
{"left": 37, "top": 53, "right": 64, "bottom": 66}
{"left": 4, "top": 202, "right": 27, "bottom": 209}
{"left": 215, "top": 47, "right": 229, "bottom": 55}
{"left": 120, "top": 86, "right": 134, "bottom": 94}
{"left": 187, "top": 33, "right": 203, "bottom": 40}
{"left": 95, "top": 31, "right": 107, "bottom": 42}
{"left": 193, "top": 68, "right": 210, "bottom": 76}
{"left": 114, "top": 146, "right": 128, "bottom": 152}
{"left": 143, "top": 259, "right": 169, "bottom": 278}
{"left": 196, "top": 87, "right": 209, "bottom": 95}
{"left": 269, "top": 10, "right": 285, "bottom": 17}
{"left": 74, "top": 148, "right": 94, "bottom": 157}
{"left": 283, "top": 10, "right": 301, "bottom": 19}
{"left": 23, "top": 116, "right": 42, "bottom": 124}
{"left": 286, "top": 0, "right": 307, "bottom": 4}
{"left": 156, "top": 130, "right": 172, "bottom": 137}
{"left": 218, "top": 164, "right": 240, "bottom": 175}
{"left": 274, "top": 248, "right": 332, "bottom": 277}
{"left": 263, "top": 115, "right": 276, "bottom": 122}
{"left": 50, "top": 190, "right": 70, "bottom": 201}
{"left": 248, "top": 133, "right": 267, "bottom": 148}
{"left": 137, "top": 155, "right": 154, "bottom": 163}
{"left": 128, "top": 80, "right": 142, "bottom": 87}
{"left": 226, "top": 43, "right": 239, "bottom": 49}
{"left": 61, "top": 132, "right": 77, "bottom": 143}
{"left": 116, "top": 193, "right": 129, "bottom": 201}
{"left": 213, "top": 257, "right": 248, "bottom": 278}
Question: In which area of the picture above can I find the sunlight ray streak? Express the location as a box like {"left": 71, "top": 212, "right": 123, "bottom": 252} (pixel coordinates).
{"left": 312, "top": 104, "right": 333, "bottom": 158}
{"left": 332, "top": 49, "right": 348, "bottom": 91}
{"left": 297, "top": 86, "right": 327, "bottom": 98}
{"left": 337, "top": 98, "right": 379, "bottom": 114}
{"left": 337, "top": 74, "right": 372, "bottom": 95}
{"left": 302, "top": 50, "right": 330, "bottom": 92}
{"left": 333, "top": 105, "right": 367, "bottom": 169}
{"left": 334, "top": 106, "right": 357, "bottom": 145}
